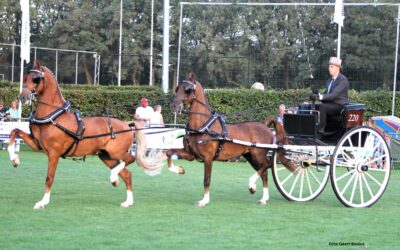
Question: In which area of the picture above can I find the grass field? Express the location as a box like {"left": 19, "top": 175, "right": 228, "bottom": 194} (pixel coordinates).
{"left": 1, "top": 148, "right": 400, "bottom": 249}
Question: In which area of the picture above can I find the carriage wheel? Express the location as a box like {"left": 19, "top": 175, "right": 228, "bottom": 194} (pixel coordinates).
{"left": 272, "top": 146, "right": 331, "bottom": 202}
{"left": 331, "top": 126, "right": 391, "bottom": 208}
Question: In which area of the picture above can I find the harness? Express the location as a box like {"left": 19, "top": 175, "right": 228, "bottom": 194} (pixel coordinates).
{"left": 186, "top": 111, "right": 228, "bottom": 160}
{"left": 29, "top": 101, "right": 130, "bottom": 158}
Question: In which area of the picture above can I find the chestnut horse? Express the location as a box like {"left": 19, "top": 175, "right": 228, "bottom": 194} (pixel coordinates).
{"left": 7, "top": 60, "right": 164, "bottom": 209}
{"left": 170, "top": 72, "right": 297, "bottom": 207}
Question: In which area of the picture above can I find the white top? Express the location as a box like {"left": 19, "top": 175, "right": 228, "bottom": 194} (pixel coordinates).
{"left": 150, "top": 111, "right": 164, "bottom": 126}
{"left": 135, "top": 106, "right": 154, "bottom": 124}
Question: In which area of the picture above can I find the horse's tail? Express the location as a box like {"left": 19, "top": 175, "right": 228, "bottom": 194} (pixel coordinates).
{"left": 134, "top": 123, "right": 164, "bottom": 176}
{"left": 264, "top": 118, "right": 298, "bottom": 174}
{"left": 264, "top": 118, "right": 287, "bottom": 145}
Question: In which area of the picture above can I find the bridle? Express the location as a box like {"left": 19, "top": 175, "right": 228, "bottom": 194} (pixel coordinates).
{"left": 23, "top": 68, "right": 45, "bottom": 104}
{"left": 177, "top": 80, "right": 212, "bottom": 115}
{"left": 23, "top": 67, "right": 65, "bottom": 110}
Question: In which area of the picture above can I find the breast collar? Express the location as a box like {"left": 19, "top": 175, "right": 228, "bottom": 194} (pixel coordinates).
{"left": 29, "top": 101, "right": 71, "bottom": 124}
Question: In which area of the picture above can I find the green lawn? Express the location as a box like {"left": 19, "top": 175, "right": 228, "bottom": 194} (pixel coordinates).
{"left": 1, "top": 148, "right": 399, "bottom": 249}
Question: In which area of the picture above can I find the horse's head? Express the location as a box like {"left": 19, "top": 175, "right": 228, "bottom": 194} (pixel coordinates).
{"left": 20, "top": 60, "right": 46, "bottom": 104}
{"left": 171, "top": 72, "right": 198, "bottom": 113}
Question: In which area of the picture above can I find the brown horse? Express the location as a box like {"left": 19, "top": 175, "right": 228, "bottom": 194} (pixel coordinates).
{"left": 170, "top": 72, "right": 297, "bottom": 207}
{"left": 7, "top": 60, "right": 164, "bottom": 209}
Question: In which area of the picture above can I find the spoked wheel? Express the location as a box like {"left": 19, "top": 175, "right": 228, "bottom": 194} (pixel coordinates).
{"left": 331, "top": 126, "right": 391, "bottom": 208}
{"left": 272, "top": 145, "right": 333, "bottom": 201}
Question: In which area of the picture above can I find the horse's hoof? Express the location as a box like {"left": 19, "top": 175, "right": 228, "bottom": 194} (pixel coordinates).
{"left": 179, "top": 167, "right": 185, "bottom": 174}
{"left": 11, "top": 156, "right": 20, "bottom": 168}
{"left": 258, "top": 200, "right": 267, "bottom": 205}
{"left": 249, "top": 187, "right": 256, "bottom": 194}
{"left": 120, "top": 201, "right": 133, "bottom": 208}
{"left": 33, "top": 203, "right": 45, "bottom": 209}
{"left": 197, "top": 201, "right": 206, "bottom": 207}
{"left": 111, "top": 180, "right": 119, "bottom": 187}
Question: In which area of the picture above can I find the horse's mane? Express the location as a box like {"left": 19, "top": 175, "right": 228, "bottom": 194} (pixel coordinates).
{"left": 188, "top": 72, "right": 211, "bottom": 109}
{"left": 41, "top": 66, "right": 65, "bottom": 101}
{"left": 187, "top": 71, "right": 196, "bottom": 82}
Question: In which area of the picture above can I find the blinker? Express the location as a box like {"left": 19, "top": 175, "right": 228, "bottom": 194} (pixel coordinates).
{"left": 184, "top": 86, "right": 195, "bottom": 94}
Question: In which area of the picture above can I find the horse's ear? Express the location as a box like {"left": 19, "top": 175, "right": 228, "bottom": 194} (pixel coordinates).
{"left": 187, "top": 71, "right": 196, "bottom": 83}
{"left": 34, "top": 60, "right": 41, "bottom": 69}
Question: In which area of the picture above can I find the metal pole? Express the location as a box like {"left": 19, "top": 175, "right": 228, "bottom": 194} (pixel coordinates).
{"left": 337, "top": 25, "right": 341, "bottom": 58}
{"left": 98, "top": 55, "right": 101, "bottom": 85}
{"left": 176, "top": 3, "right": 183, "bottom": 87}
{"left": 55, "top": 50, "right": 58, "bottom": 81}
{"left": 162, "top": 0, "right": 170, "bottom": 93}
{"left": 149, "top": 0, "right": 154, "bottom": 86}
{"left": 118, "top": 0, "right": 123, "bottom": 86}
{"left": 11, "top": 42, "right": 15, "bottom": 82}
{"left": 34, "top": 47, "right": 37, "bottom": 60}
{"left": 392, "top": 5, "right": 400, "bottom": 116}
{"left": 75, "top": 52, "right": 78, "bottom": 84}
{"left": 94, "top": 54, "right": 97, "bottom": 85}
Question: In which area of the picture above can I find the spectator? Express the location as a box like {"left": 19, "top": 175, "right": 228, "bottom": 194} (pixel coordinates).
{"left": 275, "top": 104, "right": 286, "bottom": 124}
{"left": 310, "top": 57, "right": 349, "bottom": 134}
{"left": 0, "top": 100, "right": 8, "bottom": 121}
{"left": 6, "top": 100, "right": 21, "bottom": 119}
{"left": 150, "top": 105, "right": 164, "bottom": 127}
{"left": 134, "top": 98, "right": 154, "bottom": 126}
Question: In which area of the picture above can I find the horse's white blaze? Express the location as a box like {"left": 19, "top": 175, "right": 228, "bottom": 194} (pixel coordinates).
{"left": 259, "top": 187, "right": 270, "bottom": 205}
{"left": 248, "top": 172, "right": 259, "bottom": 191}
{"left": 121, "top": 190, "right": 134, "bottom": 208}
{"left": 34, "top": 192, "right": 50, "bottom": 209}
{"left": 198, "top": 193, "right": 210, "bottom": 207}
{"left": 110, "top": 162, "right": 126, "bottom": 183}
{"left": 168, "top": 164, "right": 181, "bottom": 174}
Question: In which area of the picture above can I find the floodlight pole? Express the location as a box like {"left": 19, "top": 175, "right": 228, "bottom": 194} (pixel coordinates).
{"left": 176, "top": 3, "right": 183, "bottom": 87}
{"left": 118, "top": 0, "right": 123, "bottom": 86}
{"left": 392, "top": 5, "right": 400, "bottom": 116}
{"left": 337, "top": 25, "right": 341, "bottom": 58}
{"left": 149, "top": 0, "right": 154, "bottom": 86}
{"left": 162, "top": 0, "right": 170, "bottom": 93}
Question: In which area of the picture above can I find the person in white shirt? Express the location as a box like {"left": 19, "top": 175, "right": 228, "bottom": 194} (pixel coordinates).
{"left": 150, "top": 105, "right": 164, "bottom": 127}
{"left": 6, "top": 100, "right": 21, "bottom": 120}
{"left": 134, "top": 98, "right": 154, "bottom": 126}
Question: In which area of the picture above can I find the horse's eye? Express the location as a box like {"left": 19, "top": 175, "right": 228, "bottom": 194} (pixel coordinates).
{"left": 175, "top": 86, "right": 179, "bottom": 93}
{"left": 32, "top": 75, "right": 41, "bottom": 84}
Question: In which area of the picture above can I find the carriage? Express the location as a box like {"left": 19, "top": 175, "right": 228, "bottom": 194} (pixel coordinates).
{"left": 271, "top": 102, "right": 391, "bottom": 208}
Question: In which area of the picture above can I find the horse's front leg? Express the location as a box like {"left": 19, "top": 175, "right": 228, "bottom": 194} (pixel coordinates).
{"left": 198, "top": 159, "right": 213, "bottom": 207}
{"left": 166, "top": 149, "right": 195, "bottom": 174}
{"left": 8, "top": 128, "right": 40, "bottom": 167}
{"left": 34, "top": 155, "right": 60, "bottom": 209}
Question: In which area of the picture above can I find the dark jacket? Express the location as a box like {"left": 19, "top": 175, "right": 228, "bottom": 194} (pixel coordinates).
{"left": 322, "top": 73, "right": 349, "bottom": 105}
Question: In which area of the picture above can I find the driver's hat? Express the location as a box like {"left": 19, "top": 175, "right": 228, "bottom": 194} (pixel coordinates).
{"left": 328, "top": 57, "right": 342, "bottom": 68}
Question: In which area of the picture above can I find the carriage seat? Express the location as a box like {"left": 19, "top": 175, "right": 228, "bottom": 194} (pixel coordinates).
{"left": 325, "top": 103, "right": 365, "bottom": 132}
{"left": 283, "top": 103, "right": 365, "bottom": 140}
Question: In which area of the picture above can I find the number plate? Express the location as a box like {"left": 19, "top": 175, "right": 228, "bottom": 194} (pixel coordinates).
{"left": 345, "top": 110, "right": 364, "bottom": 127}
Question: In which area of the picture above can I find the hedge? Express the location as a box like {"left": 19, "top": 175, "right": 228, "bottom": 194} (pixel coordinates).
{"left": 0, "top": 81, "right": 397, "bottom": 124}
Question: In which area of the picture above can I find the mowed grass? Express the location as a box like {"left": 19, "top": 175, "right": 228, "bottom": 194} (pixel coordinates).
{"left": 1, "top": 148, "right": 400, "bottom": 249}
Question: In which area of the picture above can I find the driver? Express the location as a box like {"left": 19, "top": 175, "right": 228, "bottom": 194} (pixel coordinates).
{"left": 310, "top": 57, "right": 349, "bottom": 135}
